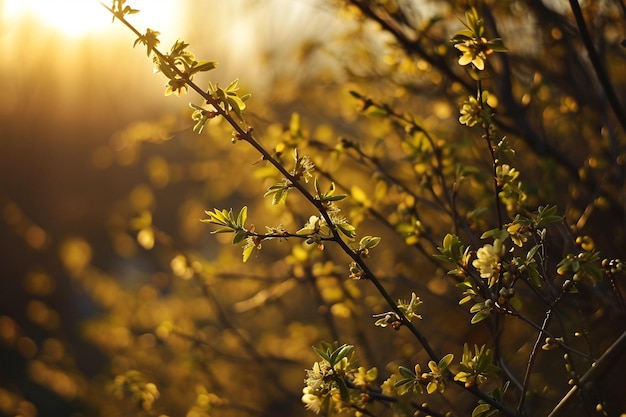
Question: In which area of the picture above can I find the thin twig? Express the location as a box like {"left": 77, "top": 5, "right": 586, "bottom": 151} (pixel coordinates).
{"left": 548, "top": 329, "right": 626, "bottom": 417}
{"left": 103, "top": 4, "right": 521, "bottom": 415}
{"left": 500, "top": 306, "right": 594, "bottom": 361}
{"left": 568, "top": 0, "right": 626, "bottom": 134}
{"left": 517, "top": 308, "right": 553, "bottom": 413}
{"left": 476, "top": 79, "right": 504, "bottom": 231}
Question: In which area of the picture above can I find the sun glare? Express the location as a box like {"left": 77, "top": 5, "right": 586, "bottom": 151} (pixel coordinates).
{"left": 2, "top": 0, "right": 112, "bottom": 37}
{"left": 1, "top": 0, "right": 180, "bottom": 38}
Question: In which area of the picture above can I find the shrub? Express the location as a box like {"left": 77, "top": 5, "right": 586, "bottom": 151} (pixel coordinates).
{"left": 2, "top": 1, "right": 625, "bottom": 417}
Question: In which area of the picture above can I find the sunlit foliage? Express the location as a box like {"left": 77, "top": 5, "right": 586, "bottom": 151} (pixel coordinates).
{"left": 2, "top": 1, "right": 625, "bottom": 417}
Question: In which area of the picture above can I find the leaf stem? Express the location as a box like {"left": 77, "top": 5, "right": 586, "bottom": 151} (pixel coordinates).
{"left": 104, "top": 5, "right": 521, "bottom": 415}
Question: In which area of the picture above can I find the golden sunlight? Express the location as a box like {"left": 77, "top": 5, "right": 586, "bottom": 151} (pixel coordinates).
{"left": 1, "top": 0, "right": 180, "bottom": 38}
{"left": 2, "top": 0, "right": 111, "bottom": 37}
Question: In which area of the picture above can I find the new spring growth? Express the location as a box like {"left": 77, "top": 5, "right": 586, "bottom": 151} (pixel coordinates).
{"left": 373, "top": 292, "right": 422, "bottom": 329}
{"left": 451, "top": 7, "right": 507, "bottom": 71}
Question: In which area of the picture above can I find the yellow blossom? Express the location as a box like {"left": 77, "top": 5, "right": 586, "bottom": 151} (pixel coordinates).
{"left": 459, "top": 95, "right": 482, "bottom": 126}
{"left": 454, "top": 37, "right": 492, "bottom": 70}
{"left": 472, "top": 239, "right": 505, "bottom": 283}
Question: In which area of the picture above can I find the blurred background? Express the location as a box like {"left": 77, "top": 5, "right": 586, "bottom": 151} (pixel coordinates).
{"left": 0, "top": 1, "right": 349, "bottom": 415}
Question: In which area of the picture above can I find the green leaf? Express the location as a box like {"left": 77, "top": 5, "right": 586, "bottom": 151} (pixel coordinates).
{"left": 359, "top": 236, "right": 381, "bottom": 250}
{"left": 337, "top": 223, "right": 356, "bottom": 239}
{"left": 123, "top": 6, "right": 139, "bottom": 15}
{"left": 438, "top": 353, "right": 454, "bottom": 370}
{"left": 170, "top": 39, "right": 189, "bottom": 55}
{"left": 272, "top": 188, "right": 288, "bottom": 205}
{"left": 321, "top": 193, "right": 348, "bottom": 202}
{"left": 438, "top": 233, "right": 465, "bottom": 263}
{"left": 452, "top": 29, "right": 474, "bottom": 40}
{"left": 526, "top": 263, "right": 541, "bottom": 287}
{"left": 264, "top": 183, "right": 290, "bottom": 205}
{"left": 329, "top": 344, "right": 353, "bottom": 366}
{"left": 426, "top": 381, "right": 437, "bottom": 394}
{"left": 395, "top": 377, "right": 414, "bottom": 389}
{"left": 336, "top": 378, "right": 350, "bottom": 402}
{"left": 193, "top": 60, "right": 217, "bottom": 72}
{"left": 232, "top": 230, "right": 247, "bottom": 245}
{"left": 469, "top": 303, "right": 483, "bottom": 313}
{"left": 242, "top": 243, "right": 255, "bottom": 262}
{"left": 227, "top": 95, "right": 247, "bottom": 112}
{"left": 480, "top": 228, "right": 507, "bottom": 241}
{"left": 536, "top": 205, "right": 563, "bottom": 227}
{"left": 225, "top": 78, "right": 240, "bottom": 93}
{"left": 471, "top": 309, "right": 491, "bottom": 324}
{"left": 472, "top": 403, "right": 492, "bottom": 417}
{"left": 398, "top": 366, "right": 416, "bottom": 379}
{"left": 216, "top": 87, "right": 227, "bottom": 102}
{"left": 312, "top": 346, "right": 331, "bottom": 363}
{"left": 487, "top": 39, "right": 508, "bottom": 52}
{"left": 236, "top": 206, "right": 248, "bottom": 227}
{"left": 539, "top": 215, "right": 563, "bottom": 226}
{"left": 192, "top": 115, "right": 208, "bottom": 134}
{"left": 459, "top": 295, "right": 473, "bottom": 304}
{"left": 526, "top": 244, "right": 540, "bottom": 261}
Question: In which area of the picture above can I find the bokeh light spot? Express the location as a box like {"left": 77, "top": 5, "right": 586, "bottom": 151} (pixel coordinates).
{"left": 59, "top": 237, "right": 93, "bottom": 275}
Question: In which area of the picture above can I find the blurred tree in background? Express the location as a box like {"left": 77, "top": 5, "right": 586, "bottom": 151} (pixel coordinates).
{"left": 0, "top": 1, "right": 625, "bottom": 416}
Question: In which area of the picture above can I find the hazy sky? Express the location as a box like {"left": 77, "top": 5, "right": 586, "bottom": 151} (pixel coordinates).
{"left": 0, "top": 0, "right": 344, "bottom": 238}
{"left": 0, "top": 0, "right": 342, "bottom": 107}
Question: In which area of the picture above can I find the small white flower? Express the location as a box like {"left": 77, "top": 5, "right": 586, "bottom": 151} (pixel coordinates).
{"left": 297, "top": 215, "right": 323, "bottom": 235}
{"left": 473, "top": 239, "right": 505, "bottom": 283}
{"left": 304, "top": 361, "right": 326, "bottom": 390}
{"left": 302, "top": 387, "right": 322, "bottom": 414}
{"left": 459, "top": 95, "right": 482, "bottom": 127}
